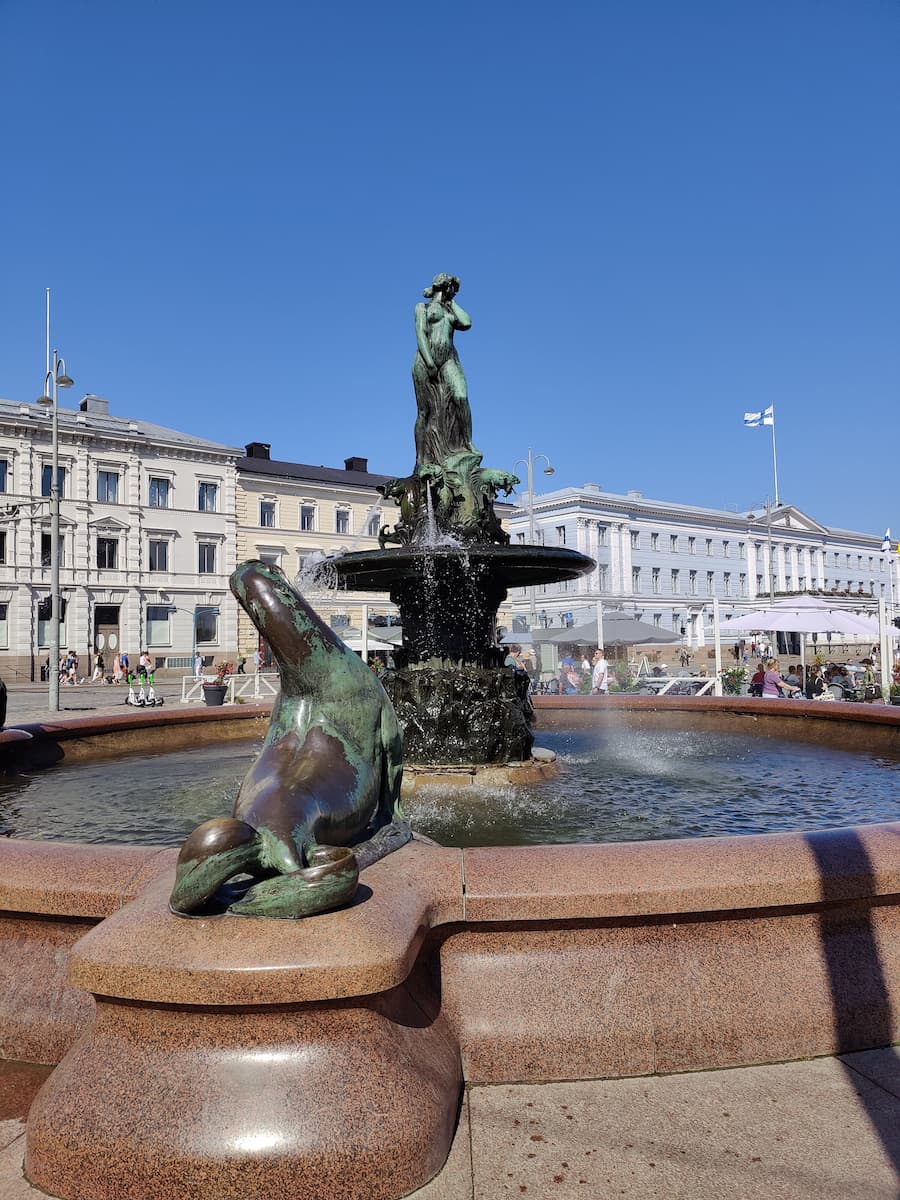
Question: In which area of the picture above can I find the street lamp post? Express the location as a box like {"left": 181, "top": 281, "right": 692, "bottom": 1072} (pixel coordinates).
{"left": 512, "top": 448, "right": 555, "bottom": 629}
{"left": 37, "top": 351, "right": 74, "bottom": 712}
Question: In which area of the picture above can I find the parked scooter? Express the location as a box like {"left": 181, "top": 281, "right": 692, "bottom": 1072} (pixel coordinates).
{"left": 145, "top": 671, "right": 164, "bottom": 707}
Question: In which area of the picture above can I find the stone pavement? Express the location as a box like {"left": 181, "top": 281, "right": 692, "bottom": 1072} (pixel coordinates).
{"left": 1, "top": 678, "right": 213, "bottom": 727}
{"left": 3, "top": 1050, "right": 898, "bottom": 1198}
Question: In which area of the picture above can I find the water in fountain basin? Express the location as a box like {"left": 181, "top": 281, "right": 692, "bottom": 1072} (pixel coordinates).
{"left": 2, "top": 726, "right": 898, "bottom": 846}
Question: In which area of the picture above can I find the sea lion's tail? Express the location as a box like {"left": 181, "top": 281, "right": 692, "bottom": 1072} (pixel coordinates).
{"left": 227, "top": 845, "right": 360, "bottom": 918}
{"left": 169, "top": 817, "right": 261, "bottom": 916}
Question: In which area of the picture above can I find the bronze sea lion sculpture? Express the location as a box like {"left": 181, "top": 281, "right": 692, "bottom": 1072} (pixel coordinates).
{"left": 169, "top": 560, "right": 411, "bottom": 918}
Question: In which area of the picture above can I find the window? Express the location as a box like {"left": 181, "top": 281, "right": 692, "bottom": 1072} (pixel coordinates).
{"left": 706, "top": 538, "right": 713, "bottom": 556}
{"left": 40, "top": 533, "right": 63, "bottom": 567}
{"left": 756, "top": 574, "right": 763, "bottom": 593}
{"left": 198, "top": 542, "right": 217, "bottom": 574}
{"left": 596, "top": 525, "right": 607, "bottom": 546}
{"left": 630, "top": 530, "right": 639, "bottom": 549}
{"left": 846, "top": 554, "right": 851, "bottom": 569}
{"left": 740, "top": 573, "right": 747, "bottom": 596}
{"left": 0, "top": 602, "right": 7, "bottom": 648}
{"left": 146, "top": 605, "right": 171, "bottom": 646}
{"left": 650, "top": 532, "right": 659, "bottom": 551}
{"left": 37, "top": 596, "right": 67, "bottom": 648}
{"left": 195, "top": 608, "right": 218, "bottom": 644}
{"left": 857, "top": 555, "right": 863, "bottom": 570}
{"left": 300, "top": 504, "right": 316, "bottom": 531}
{"left": 785, "top": 575, "right": 792, "bottom": 591}
{"left": 97, "top": 537, "right": 118, "bottom": 569}
{"left": 0, "top": 531, "right": 5, "bottom": 563}
{"left": 598, "top": 564, "right": 608, "bottom": 592}
{"left": 689, "top": 569, "right": 697, "bottom": 595}
{"left": 260, "top": 501, "right": 276, "bottom": 528}
{"left": 670, "top": 535, "right": 678, "bottom": 553}
{"left": 149, "top": 477, "right": 170, "bottom": 508}
{"left": 516, "top": 532, "right": 525, "bottom": 544}
{"left": 556, "top": 525, "right": 567, "bottom": 545}
{"left": 366, "top": 513, "right": 380, "bottom": 537}
{"left": 798, "top": 575, "right": 805, "bottom": 591}
{"left": 723, "top": 572, "right": 731, "bottom": 596}
{"left": 259, "top": 552, "right": 280, "bottom": 568}
{"left": 652, "top": 567, "right": 660, "bottom": 594}
{"left": 688, "top": 536, "right": 695, "bottom": 555}
{"left": 41, "top": 464, "right": 65, "bottom": 497}
{"left": 722, "top": 540, "right": 729, "bottom": 558}
{"left": 632, "top": 567, "right": 641, "bottom": 592}
{"left": 198, "top": 482, "right": 218, "bottom": 512}
{"left": 739, "top": 542, "right": 746, "bottom": 559}
{"left": 671, "top": 569, "right": 680, "bottom": 594}
{"left": 97, "top": 470, "right": 119, "bottom": 503}
{"left": 0, "top": 460, "right": 7, "bottom": 492}
{"left": 148, "top": 540, "right": 168, "bottom": 572}
{"left": 653, "top": 613, "right": 661, "bottom": 628}
{"left": 335, "top": 509, "right": 350, "bottom": 535}
{"left": 707, "top": 570, "right": 715, "bottom": 596}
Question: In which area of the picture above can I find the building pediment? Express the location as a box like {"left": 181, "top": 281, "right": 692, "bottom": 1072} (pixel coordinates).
{"left": 765, "top": 506, "right": 828, "bottom": 535}
{"left": 87, "top": 516, "right": 130, "bottom": 534}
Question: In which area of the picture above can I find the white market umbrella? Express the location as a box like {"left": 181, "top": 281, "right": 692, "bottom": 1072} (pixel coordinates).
{"left": 717, "top": 597, "right": 879, "bottom": 638}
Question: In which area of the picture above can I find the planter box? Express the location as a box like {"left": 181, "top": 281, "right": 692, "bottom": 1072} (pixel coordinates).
{"left": 202, "top": 684, "right": 228, "bottom": 707}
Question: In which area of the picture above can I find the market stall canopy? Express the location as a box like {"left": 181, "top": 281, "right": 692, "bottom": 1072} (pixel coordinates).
{"left": 338, "top": 630, "right": 396, "bottom": 652}
{"left": 533, "top": 615, "right": 680, "bottom": 646}
{"left": 716, "top": 596, "right": 881, "bottom": 638}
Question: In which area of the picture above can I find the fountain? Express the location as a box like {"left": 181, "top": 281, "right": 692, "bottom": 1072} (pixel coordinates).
{"left": 326, "top": 272, "right": 593, "bottom": 764}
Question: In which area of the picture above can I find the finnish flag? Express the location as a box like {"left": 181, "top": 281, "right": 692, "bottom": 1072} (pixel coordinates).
{"left": 882, "top": 528, "right": 892, "bottom": 553}
{"left": 743, "top": 405, "right": 774, "bottom": 428}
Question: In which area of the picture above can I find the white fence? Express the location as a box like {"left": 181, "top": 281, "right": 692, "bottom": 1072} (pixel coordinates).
{"left": 180, "top": 671, "right": 280, "bottom": 704}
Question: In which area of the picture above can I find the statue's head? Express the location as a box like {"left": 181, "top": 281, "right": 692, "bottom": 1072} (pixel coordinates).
{"left": 423, "top": 273, "right": 459, "bottom": 300}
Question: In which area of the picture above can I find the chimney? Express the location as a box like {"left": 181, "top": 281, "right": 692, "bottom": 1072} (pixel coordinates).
{"left": 79, "top": 395, "right": 110, "bottom": 416}
{"left": 245, "top": 442, "right": 271, "bottom": 459}
{"left": 344, "top": 456, "right": 368, "bottom": 473}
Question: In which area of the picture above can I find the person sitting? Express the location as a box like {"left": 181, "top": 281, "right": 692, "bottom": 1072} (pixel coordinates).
{"left": 762, "top": 659, "right": 801, "bottom": 698}
{"left": 860, "top": 657, "right": 881, "bottom": 702}
{"left": 807, "top": 665, "right": 828, "bottom": 699}
{"left": 749, "top": 662, "right": 766, "bottom": 697}
{"left": 784, "top": 665, "right": 801, "bottom": 688}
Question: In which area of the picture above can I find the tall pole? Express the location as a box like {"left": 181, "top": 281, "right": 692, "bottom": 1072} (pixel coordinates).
{"left": 512, "top": 449, "right": 554, "bottom": 630}
{"left": 49, "top": 354, "right": 61, "bottom": 713}
{"left": 770, "top": 414, "right": 780, "bottom": 507}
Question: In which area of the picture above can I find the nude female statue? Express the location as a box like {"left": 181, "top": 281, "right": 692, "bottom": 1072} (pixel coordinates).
{"left": 412, "top": 273, "right": 478, "bottom": 468}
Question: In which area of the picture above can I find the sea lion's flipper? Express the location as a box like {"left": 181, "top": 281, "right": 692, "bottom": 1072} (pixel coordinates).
{"left": 352, "top": 818, "right": 413, "bottom": 873}
{"left": 170, "top": 817, "right": 261, "bottom": 916}
{"left": 227, "top": 845, "right": 359, "bottom": 918}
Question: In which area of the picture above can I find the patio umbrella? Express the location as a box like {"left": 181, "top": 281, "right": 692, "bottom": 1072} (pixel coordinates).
{"left": 717, "top": 597, "right": 880, "bottom": 638}
{"left": 338, "top": 630, "right": 396, "bottom": 652}
{"left": 533, "top": 615, "right": 680, "bottom": 647}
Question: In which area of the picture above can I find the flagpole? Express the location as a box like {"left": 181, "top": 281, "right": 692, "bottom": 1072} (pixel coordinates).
{"left": 770, "top": 408, "right": 780, "bottom": 506}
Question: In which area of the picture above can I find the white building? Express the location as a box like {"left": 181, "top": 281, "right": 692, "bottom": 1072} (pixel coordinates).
{"left": 0, "top": 395, "right": 242, "bottom": 680}
{"left": 507, "top": 484, "right": 898, "bottom": 647}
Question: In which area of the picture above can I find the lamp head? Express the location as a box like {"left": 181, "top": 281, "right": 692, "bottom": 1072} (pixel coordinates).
{"left": 36, "top": 394, "right": 53, "bottom": 407}
{"left": 56, "top": 371, "right": 74, "bottom": 389}
{"left": 543, "top": 465, "right": 555, "bottom": 476}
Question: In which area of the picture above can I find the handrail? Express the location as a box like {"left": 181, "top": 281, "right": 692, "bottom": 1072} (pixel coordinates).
{"left": 180, "top": 671, "right": 280, "bottom": 703}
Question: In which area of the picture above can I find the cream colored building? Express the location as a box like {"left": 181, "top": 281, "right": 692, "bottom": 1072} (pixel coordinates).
{"left": 235, "top": 445, "right": 401, "bottom": 659}
{"left": 0, "top": 394, "right": 241, "bottom": 680}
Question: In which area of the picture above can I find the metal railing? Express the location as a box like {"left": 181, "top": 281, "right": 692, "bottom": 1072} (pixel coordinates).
{"left": 180, "top": 671, "right": 280, "bottom": 704}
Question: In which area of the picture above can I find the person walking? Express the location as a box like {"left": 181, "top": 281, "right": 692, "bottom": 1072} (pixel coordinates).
{"left": 112, "top": 653, "right": 122, "bottom": 685}
{"left": 591, "top": 648, "right": 609, "bottom": 695}
{"left": 193, "top": 652, "right": 203, "bottom": 681}
{"left": 253, "top": 648, "right": 262, "bottom": 673}
{"left": 91, "top": 651, "right": 104, "bottom": 683}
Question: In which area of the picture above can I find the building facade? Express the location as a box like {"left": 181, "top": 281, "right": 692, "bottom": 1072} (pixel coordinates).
{"left": 507, "top": 484, "right": 898, "bottom": 646}
{"left": 0, "top": 395, "right": 241, "bottom": 680}
{"left": 235, "top": 445, "right": 400, "bottom": 657}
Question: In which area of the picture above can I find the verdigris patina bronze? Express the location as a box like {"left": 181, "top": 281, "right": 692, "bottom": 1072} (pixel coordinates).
{"left": 170, "top": 560, "right": 410, "bottom": 918}
{"left": 377, "top": 274, "right": 519, "bottom": 549}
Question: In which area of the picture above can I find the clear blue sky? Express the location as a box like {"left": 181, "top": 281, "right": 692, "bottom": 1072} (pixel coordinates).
{"left": 2, "top": 0, "right": 897, "bottom": 536}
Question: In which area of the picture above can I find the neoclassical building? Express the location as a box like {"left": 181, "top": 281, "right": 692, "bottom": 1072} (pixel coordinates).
{"left": 506, "top": 483, "right": 897, "bottom": 646}
{"left": 0, "top": 395, "right": 241, "bottom": 680}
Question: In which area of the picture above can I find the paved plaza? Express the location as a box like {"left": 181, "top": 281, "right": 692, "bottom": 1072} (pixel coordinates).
{"left": 3, "top": 1051, "right": 899, "bottom": 1198}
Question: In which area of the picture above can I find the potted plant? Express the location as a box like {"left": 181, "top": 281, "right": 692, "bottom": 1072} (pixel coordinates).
{"left": 202, "top": 661, "right": 233, "bottom": 707}
{"left": 890, "top": 683, "right": 900, "bottom": 706}
{"left": 721, "top": 665, "right": 747, "bottom": 695}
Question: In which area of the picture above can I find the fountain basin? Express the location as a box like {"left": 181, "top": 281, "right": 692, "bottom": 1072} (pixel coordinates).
{"left": 1, "top": 700, "right": 898, "bottom": 1200}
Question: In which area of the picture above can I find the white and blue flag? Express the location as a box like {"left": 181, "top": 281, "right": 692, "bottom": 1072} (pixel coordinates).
{"left": 744, "top": 405, "right": 774, "bottom": 428}
{"left": 882, "top": 528, "right": 892, "bottom": 553}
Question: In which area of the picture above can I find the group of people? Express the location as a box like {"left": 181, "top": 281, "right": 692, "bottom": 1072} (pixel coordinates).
{"left": 748, "top": 657, "right": 883, "bottom": 702}
{"left": 509, "top": 646, "right": 613, "bottom": 696}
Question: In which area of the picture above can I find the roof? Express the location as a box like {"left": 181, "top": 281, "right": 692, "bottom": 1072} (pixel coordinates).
{"left": 236, "top": 455, "right": 396, "bottom": 488}
{"left": 0, "top": 398, "right": 242, "bottom": 455}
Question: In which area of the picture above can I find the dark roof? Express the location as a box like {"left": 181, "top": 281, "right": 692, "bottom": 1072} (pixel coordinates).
{"left": 236, "top": 455, "right": 397, "bottom": 488}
